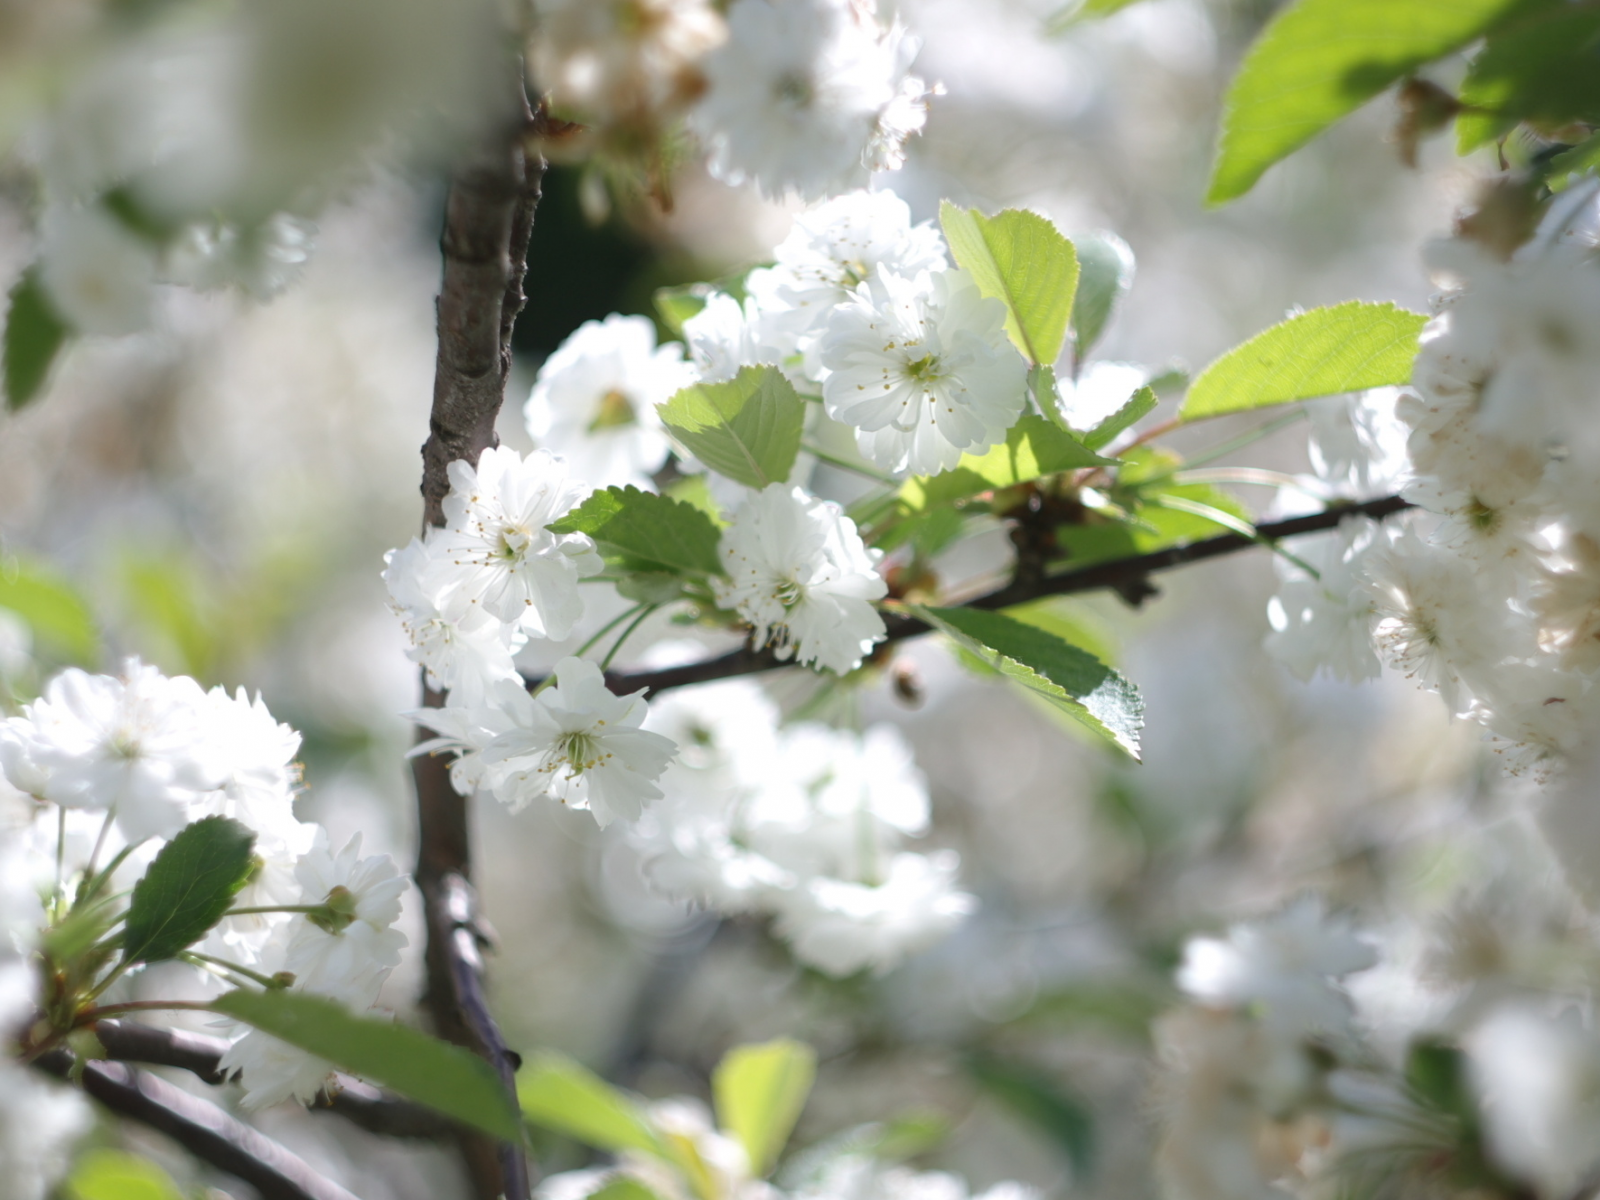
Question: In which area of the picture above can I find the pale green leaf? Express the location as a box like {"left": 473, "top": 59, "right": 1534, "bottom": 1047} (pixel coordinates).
{"left": 4, "top": 269, "right": 70, "bottom": 411}
{"left": 212, "top": 989, "right": 523, "bottom": 1142}
{"left": 1045, "top": 0, "right": 1148, "bottom": 33}
{"left": 517, "top": 1052, "right": 664, "bottom": 1157}
{"left": 65, "top": 1149, "right": 184, "bottom": 1200}
{"left": 713, "top": 1039, "right": 817, "bottom": 1177}
{"left": 655, "top": 283, "right": 713, "bottom": 337}
{"left": 939, "top": 203, "right": 1079, "bottom": 366}
{"left": 1548, "top": 131, "right": 1600, "bottom": 191}
{"left": 1207, "top": 0, "right": 1532, "bottom": 204}
{"left": 0, "top": 554, "right": 98, "bottom": 665}
{"left": 1070, "top": 233, "right": 1135, "bottom": 358}
{"left": 1180, "top": 301, "right": 1426, "bottom": 421}
{"left": 123, "top": 817, "right": 256, "bottom": 964}
{"left": 916, "top": 606, "right": 1143, "bottom": 759}
{"left": 549, "top": 485, "right": 724, "bottom": 576}
{"left": 900, "top": 416, "right": 1113, "bottom": 514}
{"left": 1083, "top": 386, "right": 1156, "bottom": 451}
{"left": 1456, "top": 7, "right": 1600, "bottom": 152}
{"left": 658, "top": 366, "right": 805, "bottom": 490}
{"left": 589, "top": 1181, "right": 663, "bottom": 1200}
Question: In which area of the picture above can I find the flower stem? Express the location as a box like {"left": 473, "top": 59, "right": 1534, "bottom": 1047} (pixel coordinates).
{"left": 182, "top": 950, "right": 283, "bottom": 990}
{"left": 599, "top": 604, "right": 660, "bottom": 673}
{"left": 77, "top": 999, "right": 216, "bottom": 1024}
{"left": 804, "top": 442, "right": 899, "bottom": 485}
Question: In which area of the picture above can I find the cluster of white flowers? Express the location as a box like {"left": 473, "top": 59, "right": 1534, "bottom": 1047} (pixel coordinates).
{"left": 1265, "top": 190, "right": 1600, "bottom": 781}
{"left": 628, "top": 679, "right": 974, "bottom": 976}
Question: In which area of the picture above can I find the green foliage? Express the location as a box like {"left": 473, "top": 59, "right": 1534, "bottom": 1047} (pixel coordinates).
{"left": 122, "top": 817, "right": 256, "bottom": 965}
{"left": 550, "top": 486, "right": 724, "bottom": 576}
{"left": 1548, "top": 132, "right": 1600, "bottom": 191}
{"left": 966, "top": 1054, "right": 1095, "bottom": 1178}
{"left": 713, "top": 1038, "right": 817, "bottom": 1177}
{"left": 1180, "top": 301, "right": 1426, "bottom": 421}
{"left": 939, "top": 203, "right": 1079, "bottom": 367}
{"left": 588, "top": 1180, "right": 663, "bottom": 1200}
{"left": 780, "top": 1113, "right": 950, "bottom": 1190}
{"left": 1044, "top": 0, "right": 1148, "bottom": 33}
{"left": 3, "top": 269, "right": 71, "bottom": 411}
{"left": 1083, "top": 385, "right": 1156, "bottom": 451}
{"left": 1069, "top": 233, "right": 1135, "bottom": 359}
{"left": 1003, "top": 597, "right": 1119, "bottom": 668}
{"left": 64, "top": 1149, "right": 184, "bottom": 1200}
{"left": 899, "top": 416, "right": 1113, "bottom": 514}
{"left": 1456, "top": 6, "right": 1600, "bottom": 152}
{"left": 212, "top": 989, "right": 523, "bottom": 1141}
{"left": 916, "top": 606, "right": 1143, "bottom": 759}
{"left": 1012, "top": 981, "right": 1169, "bottom": 1041}
{"left": 517, "top": 1053, "right": 665, "bottom": 1157}
{"left": 659, "top": 366, "right": 805, "bottom": 490}
{"left": 655, "top": 282, "right": 713, "bottom": 336}
{"left": 0, "top": 554, "right": 99, "bottom": 665}
{"left": 1207, "top": 0, "right": 1530, "bottom": 204}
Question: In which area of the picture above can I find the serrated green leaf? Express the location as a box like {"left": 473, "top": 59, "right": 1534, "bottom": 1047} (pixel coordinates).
{"left": 1207, "top": 0, "right": 1534, "bottom": 204}
{"left": 1083, "top": 386, "right": 1156, "bottom": 451}
{"left": 0, "top": 554, "right": 98, "bottom": 665}
{"left": 900, "top": 416, "right": 1113, "bottom": 514}
{"left": 714, "top": 1039, "right": 817, "bottom": 1177}
{"left": 916, "top": 606, "right": 1143, "bottom": 759}
{"left": 550, "top": 486, "right": 724, "bottom": 576}
{"left": 212, "top": 989, "right": 522, "bottom": 1140}
{"left": 123, "top": 817, "right": 256, "bottom": 964}
{"left": 1456, "top": 8, "right": 1600, "bottom": 152}
{"left": 659, "top": 366, "right": 805, "bottom": 490}
{"left": 939, "top": 204, "right": 1079, "bottom": 367}
{"left": 4, "top": 269, "right": 71, "bottom": 411}
{"left": 1180, "top": 301, "right": 1426, "bottom": 421}
{"left": 967, "top": 1055, "right": 1095, "bottom": 1178}
{"left": 1070, "top": 233, "right": 1135, "bottom": 358}
{"left": 65, "top": 1149, "right": 184, "bottom": 1200}
{"left": 517, "top": 1053, "right": 664, "bottom": 1157}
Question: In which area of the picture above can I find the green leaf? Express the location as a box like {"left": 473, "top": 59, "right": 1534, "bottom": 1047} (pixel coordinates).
{"left": 517, "top": 1052, "right": 665, "bottom": 1157}
{"left": 916, "top": 606, "right": 1143, "bottom": 759}
{"left": 65, "top": 1149, "right": 184, "bottom": 1200}
{"left": 1456, "top": 8, "right": 1600, "bottom": 152}
{"left": 1083, "top": 385, "right": 1156, "bottom": 451}
{"left": 939, "top": 203, "right": 1079, "bottom": 367}
{"left": 899, "top": 416, "right": 1114, "bottom": 514}
{"left": 3, "top": 269, "right": 71, "bottom": 411}
{"left": 967, "top": 1055, "right": 1095, "bottom": 1179}
{"left": 1045, "top": 0, "right": 1148, "bottom": 33}
{"left": 1547, "top": 131, "right": 1600, "bottom": 191}
{"left": 713, "top": 1038, "right": 817, "bottom": 1177}
{"left": 1070, "top": 233, "right": 1135, "bottom": 358}
{"left": 550, "top": 486, "right": 724, "bottom": 576}
{"left": 779, "top": 1112, "right": 950, "bottom": 1190}
{"left": 1180, "top": 301, "right": 1426, "bottom": 421}
{"left": 659, "top": 366, "right": 805, "bottom": 490}
{"left": 0, "top": 554, "right": 98, "bottom": 665}
{"left": 655, "top": 282, "right": 714, "bottom": 337}
{"left": 212, "top": 989, "right": 523, "bottom": 1142}
{"left": 1206, "top": 0, "right": 1534, "bottom": 204}
{"left": 122, "top": 816, "right": 256, "bottom": 964}
{"left": 589, "top": 1181, "right": 663, "bottom": 1200}
{"left": 1003, "top": 597, "right": 1119, "bottom": 668}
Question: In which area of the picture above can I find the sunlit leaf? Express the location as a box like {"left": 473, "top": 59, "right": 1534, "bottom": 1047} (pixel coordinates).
{"left": 1083, "top": 385, "right": 1156, "bottom": 451}
{"left": 899, "top": 416, "right": 1113, "bottom": 514}
{"left": 1070, "top": 233, "right": 1135, "bottom": 358}
{"left": 1456, "top": 7, "right": 1600, "bottom": 152}
{"left": 65, "top": 1149, "right": 184, "bottom": 1200}
{"left": 550, "top": 485, "right": 724, "bottom": 576}
{"left": 713, "top": 1039, "right": 817, "bottom": 1177}
{"left": 659, "top": 366, "right": 805, "bottom": 490}
{"left": 0, "top": 554, "right": 98, "bottom": 665}
{"left": 517, "top": 1052, "right": 664, "bottom": 1157}
{"left": 940, "top": 204, "right": 1079, "bottom": 367}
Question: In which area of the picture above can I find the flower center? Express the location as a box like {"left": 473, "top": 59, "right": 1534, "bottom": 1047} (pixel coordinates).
{"left": 775, "top": 72, "right": 814, "bottom": 108}
{"left": 495, "top": 523, "right": 533, "bottom": 560}
{"left": 555, "top": 729, "right": 607, "bottom": 777}
{"left": 903, "top": 353, "right": 943, "bottom": 384}
{"left": 589, "top": 389, "right": 638, "bottom": 432}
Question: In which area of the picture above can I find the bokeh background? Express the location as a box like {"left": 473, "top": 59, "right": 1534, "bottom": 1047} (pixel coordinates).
{"left": 0, "top": 1, "right": 1517, "bottom": 1196}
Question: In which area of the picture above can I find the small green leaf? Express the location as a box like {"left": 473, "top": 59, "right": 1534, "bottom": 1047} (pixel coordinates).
{"left": 1547, "top": 131, "right": 1600, "bottom": 191}
{"left": 967, "top": 1055, "right": 1095, "bottom": 1179}
{"left": 655, "top": 283, "right": 714, "bottom": 337}
{"left": 659, "top": 366, "right": 805, "bottom": 490}
{"left": 0, "top": 554, "right": 99, "bottom": 665}
{"left": 1070, "top": 233, "right": 1135, "bottom": 358}
{"left": 66, "top": 1149, "right": 185, "bottom": 1200}
{"left": 212, "top": 989, "right": 523, "bottom": 1142}
{"left": 1206, "top": 0, "right": 1534, "bottom": 204}
{"left": 517, "top": 1052, "right": 664, "bottom": 1157}
{"left": 779, "top": 1112, "right": 950, "bottom": 1190}
{"left": 550, "top": 486, "right": 724, "bottom": 576}
{"left": 589, "top": 1181, "right": 663, "bottom": 1200}
{"left": 1083, "top": 385, "right": 1156, "bottom": 451}
{"left": 1045, "top": 0, "right": 1148, "bottom": 32}
{"left": 1456, "top": 8, "right": 1600, "bottom": 152}
{"left": 916, "top": 606, "right": 1143, "bottom": 759}
{"left": 4, "top": 269, "right": 71, "bottom": 411}
{"left": 939, "top": 203, "right": 1079, "bottom": 367}
{"left": 713, "top": 1038, "right": 817, "bottom": 1177}
{"left": 900, "top": 416, "right": 1113, "bottom": 514}
{"left": 1180, "top": 301, "right": 1426, "bottom": 422}
{"left": 123, "top": 817, "right": 256, "bottom": 964}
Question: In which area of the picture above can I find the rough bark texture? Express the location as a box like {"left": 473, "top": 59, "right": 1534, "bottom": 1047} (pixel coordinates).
{"left": 413, "top": 69, "right": 546, "bottom": 1200}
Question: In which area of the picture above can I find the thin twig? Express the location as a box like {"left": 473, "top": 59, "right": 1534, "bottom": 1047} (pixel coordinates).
{"left": 552, "top": 493, "right": 1413, "bottom": 698}
{"left": 31, "top": 1051, "right": 363, "bottom": 1200}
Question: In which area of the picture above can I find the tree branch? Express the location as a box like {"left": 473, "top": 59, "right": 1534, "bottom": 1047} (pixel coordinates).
{"left": 584, "top": 494, "right": 1413, "bottom": 697}
{"left": 88, "top": 1021, "right": 452, "bottom": 1140}
{"left": 413, "top": 63, "right": 546, "bottom": 1200}
{"left": 31, "top": 1051, "right": 362, "bottom": 1200}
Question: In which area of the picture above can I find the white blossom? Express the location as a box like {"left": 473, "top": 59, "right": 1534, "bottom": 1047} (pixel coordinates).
{"left": 1264, "top": 517, "right": 1387, "bottom": 684}
{"left": 711, "top": 483, "right": 887, "bottom": 675}
{"left": 435, "top": 446, "right": 604, "bottom": 637}
{"left": 683, "top": 292, "right": 789, "bottom": 384}
{"left": 0, "top": 1063, "right": 90, "bottom": 1200}
{"left": 37, "top": 204, "right": 159, "bottom": 336}
{"left": 689, "top": 0, "right": 930, "bottom": 200}
{"left": 477, "top": 657, "right": 678, "bottom": 827}
{"left": 820, "top": 268, "right": 1027, "bottom": 476}
{"left": 524, "top": 315, "right": 697, "bottom": 489}
{"left": 1305, "top": 388, "right": 1410, "bottom": 500}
